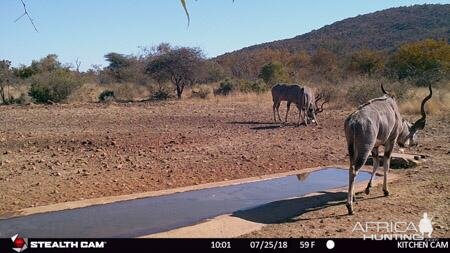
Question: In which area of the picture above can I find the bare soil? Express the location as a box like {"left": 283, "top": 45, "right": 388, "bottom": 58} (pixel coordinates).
{"left": 0, "top": 96, "right": 448, "bottom": 237}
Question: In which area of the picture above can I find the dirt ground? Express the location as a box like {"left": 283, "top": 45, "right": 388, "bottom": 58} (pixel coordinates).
{"left": 0, "top": 94, "right": 449, "bottom": 237}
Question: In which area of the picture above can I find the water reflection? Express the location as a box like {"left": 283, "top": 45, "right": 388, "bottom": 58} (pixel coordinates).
{"left": 296, "top": 172, "right": 311, "bottom": 182}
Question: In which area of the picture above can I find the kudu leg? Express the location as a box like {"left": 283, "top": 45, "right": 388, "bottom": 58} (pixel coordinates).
{"left": 382, "top": 144, "right": 394, "bottom": 196}
{"left": 273, "top": 102, "right": 277, "bottom": 122}
{"left": 285, "top": 102, "right": 291, "bottom": 123}
{"left": 276, "top": 102, "right": 282, "bottom": 122}
{"left": 297, "top": 108, "right": 303, "bottom": 126}
{"left": 365, "top": 148, "right": 379, "bottom": 195}
{"left": 312, "top": 111, "right": 319, "bottom": 126}
{"left": 303, "top": 109, "right": 308, "bottom": 126}
{"left": 346, "top": 166, "right": 357, "bottom": 215}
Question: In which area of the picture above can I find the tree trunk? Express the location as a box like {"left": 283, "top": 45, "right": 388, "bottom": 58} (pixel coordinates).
{"left": 176, "top": 84, "right": 184, "bottom": 99}
{"left": 0, "top": 85, "right": 6, "bottom": 104}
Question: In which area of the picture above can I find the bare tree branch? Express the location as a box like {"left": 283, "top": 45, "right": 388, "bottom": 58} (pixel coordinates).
{"left": 14, "top": 0, "right": 38, "bottom": 32}
{"left": 75, "top": 58, "right": 81, "bottom": 72}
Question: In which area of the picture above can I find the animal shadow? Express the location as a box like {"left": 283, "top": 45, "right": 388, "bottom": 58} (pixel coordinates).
{"left": 232, "top": 191, "right": 347, "bottom": 224}
{"left": 229, "top": 121, "right": 279, "bottom": 125}
{"left": 251, "top": 125, "right": 282, "bottom": 130}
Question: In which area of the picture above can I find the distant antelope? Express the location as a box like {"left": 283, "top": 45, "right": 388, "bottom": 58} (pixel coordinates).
{"left": 272, "top": 84, "right": 321, "bottom": 126}
{"left": 344, "top": 84, "right": 432, "bottom": 215}
{"left": 271, "top": 83, "right": 307, "bottom": 125}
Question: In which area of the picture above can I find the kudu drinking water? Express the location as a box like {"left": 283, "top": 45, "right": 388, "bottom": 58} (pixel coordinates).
{"left": 344, "top": 84, "right": 432, "bottom": 215}
{"left": 307, "top": 93, "right": 328, "bottom": 125}
{"left": 271, "top": 84, "right": 326, "bottom": 126}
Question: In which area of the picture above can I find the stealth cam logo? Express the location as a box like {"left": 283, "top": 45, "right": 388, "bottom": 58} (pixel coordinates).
{"left": 11, "top": 234, "right": 28, "bottom": 252}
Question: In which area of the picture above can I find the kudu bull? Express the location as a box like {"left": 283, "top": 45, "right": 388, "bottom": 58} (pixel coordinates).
{"left": 271, "top": 84, "right": 326, "bottom": 126}
{"left": 344, "top": 84, "right": 432, "bottom": 215}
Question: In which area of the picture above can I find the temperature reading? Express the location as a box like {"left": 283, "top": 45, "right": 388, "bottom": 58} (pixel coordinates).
{"left": 299, "top": 241, "right": 315, "bottom": 249}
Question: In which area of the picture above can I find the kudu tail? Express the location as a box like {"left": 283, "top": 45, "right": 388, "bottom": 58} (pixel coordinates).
{"left": 346, "top": 121, "right": 370, "bottom": 170}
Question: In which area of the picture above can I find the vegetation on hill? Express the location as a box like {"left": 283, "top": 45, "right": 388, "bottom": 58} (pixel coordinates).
{"left": 215, "top": 4, "right": 450, "bottom": 80}
{"left": 0, "top": 4, "right": 448, "bottom": 111}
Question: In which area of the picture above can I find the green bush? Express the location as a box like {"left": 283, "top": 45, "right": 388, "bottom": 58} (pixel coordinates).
{"left": 258, "top": 61, "right": 287, "bottom": 85}
{"left": 29, "top": 70, "right": 81, "bottom": 103}
{"left": 239, "top": 79, "right": 269, "bottom": 93}
{"left": 386, "top": 39, "right": 450, "bottom": 86}
{"left": 98, "top": 90, "right": 115, "bottom": 102}
{"left": 214, "top": 79, "right": 236, "bottom": 96}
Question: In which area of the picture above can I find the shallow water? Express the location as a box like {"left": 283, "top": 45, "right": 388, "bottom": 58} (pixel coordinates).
{"left": 0, "top": 168, "right": 371, "bottom": 238}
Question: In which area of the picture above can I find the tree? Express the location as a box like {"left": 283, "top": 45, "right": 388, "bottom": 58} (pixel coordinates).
{"left": 0, "top": 60, "right": 14, "bottom": 104}
{"left": 348, "top": 50, "right": 384, "bottom": 77}
{"left": 258, "top": 61, "right": 286, "bottom": 86}
{"left": 310, "top": 48, "right": 339, "bottom": 81}
{"left": 386, "top": 39, "right": 450, "bottom": 86}
{"left": 146, "top": 47, "right": 205, "bottom": 99}
{"left": 287, "top": 51, "right": 310, "bottom": 81}
{"left": 13, "top": 54, "right": 62, "bottom": 80}
{"left": 104, "top": 53, "right": 133, "bottom": 82}
{"left": 201, "top": 61, "right": 226, "bottom": 83}
{"left": 13, "top": 64, "right": 36, "bottom": 79}
{"left": 32, "top": 54, "right": 61, "bottom": 73}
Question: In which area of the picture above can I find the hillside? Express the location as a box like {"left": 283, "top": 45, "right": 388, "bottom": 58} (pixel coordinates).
{"left": 216, "top": 4, "right": 450, "bottom": 63}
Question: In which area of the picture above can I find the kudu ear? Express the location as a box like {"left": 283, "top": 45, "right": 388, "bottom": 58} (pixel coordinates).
{"left": 412, "top": 84, "right": 432, "bottom": 131}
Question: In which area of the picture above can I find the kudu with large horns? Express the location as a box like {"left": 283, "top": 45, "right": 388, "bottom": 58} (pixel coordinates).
{"left": 307, "top": 92, "right": 328, "bottom": 125}
{"left": 271, "top": 84, "right": 326, "bottom": 126}
{"left": 344, "top": 84, "right": 432, "bottom": 215}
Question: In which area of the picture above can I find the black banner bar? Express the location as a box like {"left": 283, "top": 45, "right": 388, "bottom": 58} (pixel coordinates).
{"left": 1, "top": 238, "right": 448, "bottom": 253}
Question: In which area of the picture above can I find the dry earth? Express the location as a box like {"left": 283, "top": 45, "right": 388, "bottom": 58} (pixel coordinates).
{"left": 0, "top": 95, "right": 449, "bottom": 237}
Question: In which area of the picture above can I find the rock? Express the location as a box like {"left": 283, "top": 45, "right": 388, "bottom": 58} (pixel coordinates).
{"left": 54, "top": 172, "right": 62, "bottom": 176}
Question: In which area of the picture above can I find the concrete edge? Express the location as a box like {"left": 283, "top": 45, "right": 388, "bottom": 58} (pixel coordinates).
{"left": 141, "top": 173, "right": 399, "bottom": 238}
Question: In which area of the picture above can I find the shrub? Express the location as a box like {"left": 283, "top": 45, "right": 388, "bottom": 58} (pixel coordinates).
{"left": 99, "top": 90, "right": 115, "bottom": 102}
{"left": 239, "top": 79, "right": 269, "bottom": 94}
{"left": 191, "top": 86, "right": 211, "bottom": 99}
{"left": 346, "top": 83, "right": 380, "bottom": 106}
{"left": 258, "top": 61, "right": 287, "bottom": 85}
{"left": 345, "top": 77, "right": 412, "bottom": 106}
{"left": 214, "top": 79, "right": 236, "bottom": 96}
{"left": 112, "top": 82, "right": 151, "bottom": 102}
{"left": 347, "top": 49, "right": 384, "bottom": 76}
{"left": 29, "top": 70, "right": 81, "bottom": 103}
{"left": 152, "top": 89, "right": 172, "bottom": 100}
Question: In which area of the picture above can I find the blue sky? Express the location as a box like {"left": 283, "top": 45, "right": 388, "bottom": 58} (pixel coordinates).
{"left": 0, "top": 0, "right": 448, "bottom": 70}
